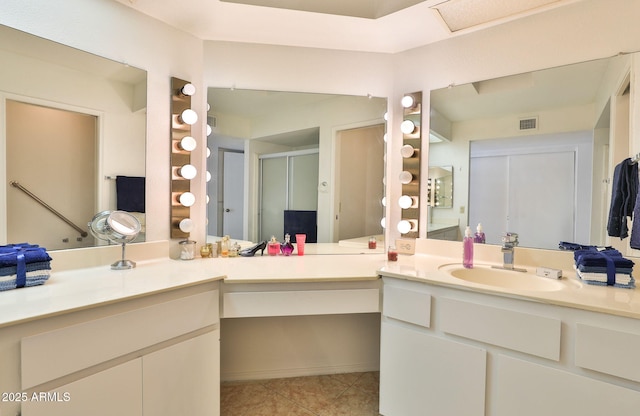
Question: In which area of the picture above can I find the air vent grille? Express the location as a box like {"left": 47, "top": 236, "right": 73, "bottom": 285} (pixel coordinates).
{"left": 519, "top": 117, "right": 538, "bottom": 131}
{"left": 207, "top": 115, "right": 217, "bottom": 128}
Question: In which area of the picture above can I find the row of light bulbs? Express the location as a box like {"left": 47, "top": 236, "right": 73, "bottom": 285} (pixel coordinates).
{"left": 172, "top": 81, "right": 213, "bottom": 236}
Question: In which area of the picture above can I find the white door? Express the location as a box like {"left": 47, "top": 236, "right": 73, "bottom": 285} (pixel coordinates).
{"left": 222, "top": 150, "right": 244, "bottom": 239}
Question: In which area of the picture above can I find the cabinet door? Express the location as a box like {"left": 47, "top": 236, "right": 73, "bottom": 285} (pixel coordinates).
{"left": 379, "top": 321, "right": 486, "bottom": 416}
{"left": 143, "top": 330, "right": 220, "bottom": 416}
{"left": 22, "top": 359, "right": 142, "bottom": 416}
{"left": 493, "top": 355, "right": 640, "bottom": 416}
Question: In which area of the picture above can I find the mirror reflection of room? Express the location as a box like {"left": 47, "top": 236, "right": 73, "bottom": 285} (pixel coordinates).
{"left": 428, "top": 54, "right": 631, "bottom": 250}
{"left": 207, "top": 88, "right": 386, "bottom": 249}
{"left": 1, "top": 25, "right": 147, "bottom": 251}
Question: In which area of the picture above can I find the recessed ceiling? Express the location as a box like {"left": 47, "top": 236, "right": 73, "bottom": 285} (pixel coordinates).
{"left": 114, "top": 0, "right": 584, "bottom": 53}
{"left": 220, "top": 0, "right": 428, "bottom": 19}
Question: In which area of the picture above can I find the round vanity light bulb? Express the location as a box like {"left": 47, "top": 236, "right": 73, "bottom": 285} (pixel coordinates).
{"left": 179, "top": 109, "right": 198, "bottom": 125}
{"left": 180, "top": 83, "right": 196, "bottom": 96}
{"left": 207, "top": 147, "right": 211, "bottom": 158}
{"left": 401, "top": 119, "right": 417, "bottom": 134}
{"left": 179, "top": 218, "right": 194, "bottom": 233}
{"left": 383, "top": 133, "right": 388, "bottom": 143}
{"left": 401, "top": 95, "right": 415, "bottom": 108}
{"left": 207, "top": 103, "right": 211, "bottom": 111}
{"left": 206, "top": 124, "right": 212, "bottom": 136}
{"left": 179, "top": 192, "right": 196, "bottom": 207}
{"left": 398, "top": 195, "right": 417, "bottom": 209}
{"left": 400, "top": 144, "right": 415, "bottom": 158}
{"left": 179, "top": 136, "right": 197, "bottom": 151}
{"left": 383, "top": 112, "right": 389, "bottom": 121}
{"left": 381, "top": 197, "right": 386, "bottom": 207}
{"left": 380, "top": 217, "right": 386, "bottom": 229}
{"left": 206, "top": 171, "right": 212, "bottom": 182}
{"left": 206, "top": 195, "right": 210, "bottom": 204}
{"left": 397, "top": 219, "right": 418, "bottom": 234}
{"left": 399, "top": 171, "right": 413, "bottom": 184}
{"left": 178, "top": 164, "right": 197, "bottom": 179}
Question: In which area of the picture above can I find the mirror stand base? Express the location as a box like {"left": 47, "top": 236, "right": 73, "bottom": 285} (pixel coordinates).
{"left": 111, "top": 259, "right": 136, "bottom": 270}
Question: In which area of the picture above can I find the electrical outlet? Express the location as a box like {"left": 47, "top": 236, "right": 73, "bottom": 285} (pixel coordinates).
{"left": 396, "top": 239, "right": 415, "bottom": 255}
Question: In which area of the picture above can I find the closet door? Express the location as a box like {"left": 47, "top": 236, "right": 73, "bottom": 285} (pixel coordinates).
{"left": 508, "top": 151, "right": 575, "bottom": 249}
{"left": 260, "top": 156, "right": 287, "bottom": 241}
{"left": 469, "top": 155, "right": 509, "bottom": 245}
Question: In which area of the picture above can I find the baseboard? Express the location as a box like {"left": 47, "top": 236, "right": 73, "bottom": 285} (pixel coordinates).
{"left": 221, "top": 362, "right": 380, "bottom": 382}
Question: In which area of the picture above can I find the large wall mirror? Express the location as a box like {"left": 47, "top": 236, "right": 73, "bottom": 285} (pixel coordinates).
{"left": 428, "top": 53, "right": 633, "bottom": 250}
{"left": 207, "top": 88, "right": 387, "bottom": 253}
{"left": 0, "top": 25, "right": 147, "bottom": 251}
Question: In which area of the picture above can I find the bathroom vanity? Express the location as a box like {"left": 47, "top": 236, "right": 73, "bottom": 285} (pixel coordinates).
{"left": 378, "top": 245, "right": 640, "bottom": 416}
{"left": 0, "top": 255, "right": 224, "bottom": 416}
{"left": 0, "top": 242, "right": 385, "bottom": 416}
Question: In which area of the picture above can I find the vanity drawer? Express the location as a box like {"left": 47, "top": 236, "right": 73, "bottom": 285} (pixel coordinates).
{"left": 575, "top": 323, "right": 640, "bottom": 382}
{"left": 21, "top": 289, "right": 219, "bottom": 389}
{"left": 223, "top": 288, "right": 380, "bottom": 318}
{"left": 382, "top": 284, "right": 432, "bottom": 328}
{"left": 440, "top": 298, "right": 561, "bottom": 360}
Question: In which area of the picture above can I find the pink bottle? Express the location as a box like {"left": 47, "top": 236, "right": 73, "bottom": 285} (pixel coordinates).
{"left": 463, "top": 226, "right": 474, "bottom": 269}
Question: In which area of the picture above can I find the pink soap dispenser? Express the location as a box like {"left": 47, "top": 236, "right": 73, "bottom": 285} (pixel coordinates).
{"left": 463, "top": 226, "right": 474, "bottom": 269}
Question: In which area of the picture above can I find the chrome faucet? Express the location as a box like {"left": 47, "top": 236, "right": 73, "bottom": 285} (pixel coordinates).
{"left": 493, "top": 232, "right": 527, "bottom": 272}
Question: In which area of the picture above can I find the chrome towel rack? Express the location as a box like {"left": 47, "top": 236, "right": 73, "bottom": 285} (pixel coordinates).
{"left": 9, "top": 181, "right": 88, "bottom": 238}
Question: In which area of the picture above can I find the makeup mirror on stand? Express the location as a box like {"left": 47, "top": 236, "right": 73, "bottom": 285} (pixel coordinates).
{"left": 88, "top": 210, "right": 141, "bottom": 269}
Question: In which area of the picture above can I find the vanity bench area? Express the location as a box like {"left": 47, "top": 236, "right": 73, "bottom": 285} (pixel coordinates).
{"left": 2, "top": 239, "right": 640, "bottom": 416}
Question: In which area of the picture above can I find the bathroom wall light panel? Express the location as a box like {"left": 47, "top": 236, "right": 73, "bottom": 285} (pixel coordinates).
{"left": 401, "top": 91, "right": 422, "bottom": 239}
{"left": 171, "top": 77, "right": 197, "bottom": 239}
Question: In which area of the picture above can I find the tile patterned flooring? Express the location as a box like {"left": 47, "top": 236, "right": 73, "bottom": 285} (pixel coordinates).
{"left": 221, "top": 372, "right": 380, "bottom": 415}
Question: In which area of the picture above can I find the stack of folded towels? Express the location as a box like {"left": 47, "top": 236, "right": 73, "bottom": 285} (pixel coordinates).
{"left": 573, "top": 246, "right": 635, "bottom": 289}
{"left": 0, "top": 243, "right": 52, "bottom": 291}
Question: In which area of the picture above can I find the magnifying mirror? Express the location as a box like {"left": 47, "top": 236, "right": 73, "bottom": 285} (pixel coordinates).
{"left": 88, "top": 210, "right": 141, "bottom": 270}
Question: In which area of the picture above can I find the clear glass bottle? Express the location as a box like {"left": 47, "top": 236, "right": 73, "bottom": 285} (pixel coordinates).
{"left": 281, "top": 233, "right": 294, "bottom": 256}
{"left": 463, "top": 226, "right": 474, "bottom": 269}
{"left": 267, "top": 236, "right": 280, "bottom": 256}
{"left": 221, "top": 235, "right": 230, "bottom": 258}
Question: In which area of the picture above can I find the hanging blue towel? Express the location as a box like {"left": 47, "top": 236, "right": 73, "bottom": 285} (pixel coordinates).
{"left": 607, "top": 158, "right": 638, "bottom": 239}
{"left": 116, "top": 176, "right": 145, "bottom": 213}
{"left": 630, "top": 182, "right": 640, "bottom": 249}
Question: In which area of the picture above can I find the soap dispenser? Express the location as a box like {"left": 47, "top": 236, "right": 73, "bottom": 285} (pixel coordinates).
{"left": 463, "top": 226, "right": 474, "bottom": 269}
{"left": 281, "top": 233, "right": 294, "bottom": 256}
{"left": 474, "top": 223, "right": 486, "bottom": 244}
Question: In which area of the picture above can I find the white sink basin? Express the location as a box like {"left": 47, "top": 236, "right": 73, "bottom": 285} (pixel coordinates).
{"left": 438, "top": 264, "right": 564, "bottom": 292}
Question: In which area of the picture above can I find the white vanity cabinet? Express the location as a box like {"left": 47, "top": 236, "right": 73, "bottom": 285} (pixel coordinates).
{"left": 3, "top": 282, "right": 221, "bottom": 416}
{"left": 379, "top": 276, "right": 640, "bottom": 416}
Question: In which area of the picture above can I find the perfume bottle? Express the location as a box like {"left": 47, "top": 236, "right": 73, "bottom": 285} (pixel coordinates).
{"left": 221, "top": 235, "right": 230, "bottom": 258}
{"left": 474, "top": 223, "right": 486, "bottom": 244}
{"left": 281, "top": 233, "right": 294, "bottom": 256}
{"left": 267, "top": 236, "right": 280, "bottom": 256}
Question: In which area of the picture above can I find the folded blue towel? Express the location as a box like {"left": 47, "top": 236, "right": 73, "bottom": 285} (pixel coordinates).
{"left": 116, "top": 176, "right": 145, "bottom": 213}
{"left": 576, "top": 271, "right": 636, "bottom": 289}
{"left": 0, "top": 261, "right": 51, "bottom": 277}
{"left": 0, "top": 271, "right": 50, "bottom": 291}
{"left": 0, "top": 246, "right": 52, "bottom": 267}
{"left": 577, "top": 264, "right": 633, "bottom": 275}
{"left": 559, "top": 241, "right": 613, "bottom": 251}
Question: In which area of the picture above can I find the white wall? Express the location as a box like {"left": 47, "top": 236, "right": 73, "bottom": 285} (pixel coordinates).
{"left": 4, "top": 0, "right": 640, "bottom": 254}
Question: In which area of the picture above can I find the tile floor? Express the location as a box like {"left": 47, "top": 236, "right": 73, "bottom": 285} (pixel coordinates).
{"left": 221, "top": 372, "right": 380, "bottom": 415}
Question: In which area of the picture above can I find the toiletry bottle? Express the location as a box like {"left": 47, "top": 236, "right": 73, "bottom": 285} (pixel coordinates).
{"left": 463, "top": 226, "right": 474, "bottom": 268}
{"left": 474, "top": 223, "right": 486, "bottom": 244}
{"left": 281, "top": 233, "right": 294, "bottom": 256}
{"left": 268, "top": 236, "right": 280, "bottom": 256}
{"left": 221, "top": 235, "right": 230, "bottom": 258}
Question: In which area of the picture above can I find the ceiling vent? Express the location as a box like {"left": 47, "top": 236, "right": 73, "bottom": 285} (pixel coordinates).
{"left": 519, "top": 116, "right": 538, "bottom": 131}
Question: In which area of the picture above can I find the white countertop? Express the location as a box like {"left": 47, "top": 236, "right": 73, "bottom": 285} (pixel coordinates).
{"left": 0, "top": 250, "right": 384, "bottom": 328}
{"left": 379, "top": 253, "right": 640, "bottom": 320}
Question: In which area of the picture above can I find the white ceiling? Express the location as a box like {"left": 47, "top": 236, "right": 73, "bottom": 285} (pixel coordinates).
{"left": 113, "top": 0, "right": 583, "bottom": 53}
